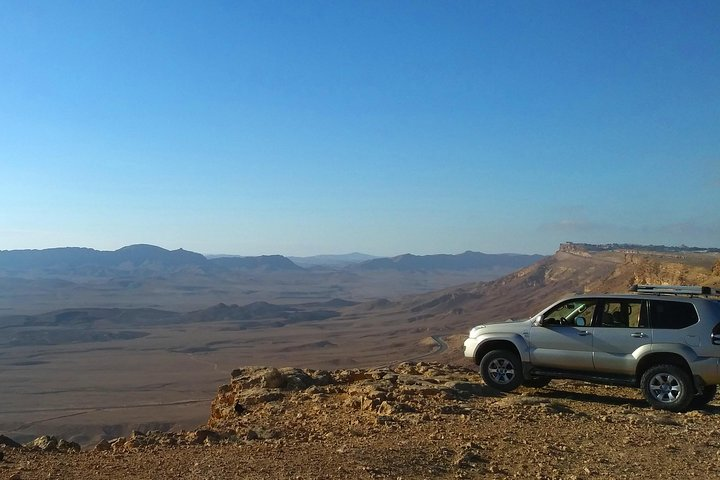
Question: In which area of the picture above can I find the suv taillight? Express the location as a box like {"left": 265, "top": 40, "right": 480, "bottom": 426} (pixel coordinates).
{"left": 712, "top": 322, "right": 720, "bottom": 345}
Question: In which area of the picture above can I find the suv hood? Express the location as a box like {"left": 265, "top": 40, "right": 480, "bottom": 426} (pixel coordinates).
{"left": 467, "top": 317, "right": 533, "bottom": 338}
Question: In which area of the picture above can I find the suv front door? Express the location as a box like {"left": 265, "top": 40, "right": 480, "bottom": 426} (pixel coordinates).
{"left": 528, "top": 298, "right": 598, "bottom": 371}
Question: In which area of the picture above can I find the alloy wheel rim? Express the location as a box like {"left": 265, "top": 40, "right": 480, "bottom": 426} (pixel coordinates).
{"left": 649, "top": 373, "right": 682, "bottom": 403}
{"left": 488, "top": 358, "right": 516, "bottom": 384}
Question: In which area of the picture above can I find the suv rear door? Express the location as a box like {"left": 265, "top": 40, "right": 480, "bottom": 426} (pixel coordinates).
{"left": 591, "top": 299, "right": 651, "bottom": 375}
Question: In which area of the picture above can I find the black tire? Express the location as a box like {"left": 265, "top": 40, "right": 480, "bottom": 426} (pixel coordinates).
{"left": 690, "top": 384, "right": 717, "bottom": 409}
{"left": 479, "top": 349, "right": 524, "bottom": 392}
{"left": 640, "top": 364, "right": 694, "bottom": 412}
{"left": 523, "top": 377, "right": 551, "bottom": 388}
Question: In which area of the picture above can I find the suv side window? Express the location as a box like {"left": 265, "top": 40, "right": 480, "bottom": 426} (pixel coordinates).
{"left": 543, "top": 299, "right": 598, "bottom": 327}
{"left": 649, "top": 300, "right": 698, "bottom": 329}
{"left": 597, "top": 300, "right": 646, "bottom": 328}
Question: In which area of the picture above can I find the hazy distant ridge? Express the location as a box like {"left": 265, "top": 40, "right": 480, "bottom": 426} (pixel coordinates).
{"left": 209, "top": 255, "right": 303, "bottom": 271}
{"left": 354, "top": 251, "right": 545, "bottom": 272}
{"left": 289, "top": 253, "right": 379, "bottom": 268}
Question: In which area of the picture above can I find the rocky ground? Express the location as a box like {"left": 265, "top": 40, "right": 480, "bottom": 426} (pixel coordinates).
{"left": 2, "top": 362, "right": 720, "bottom": 479}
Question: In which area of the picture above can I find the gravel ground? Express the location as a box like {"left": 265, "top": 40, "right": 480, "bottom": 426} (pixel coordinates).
{"left": 2, "top": 364, "right": 720, "bottom": 480}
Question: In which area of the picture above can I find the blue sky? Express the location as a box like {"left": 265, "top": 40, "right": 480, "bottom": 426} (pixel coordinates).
{"left": 1, "top": 1, "right": 719, "bottom": 256}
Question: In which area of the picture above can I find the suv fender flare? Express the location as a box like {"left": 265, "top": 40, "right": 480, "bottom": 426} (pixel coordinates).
{"left": 641, "top": 344, "right": 698, "bottom": 365}
{"left": 473, "top": 334, "right": 529, "bottom": 365}
{"left": 635, "top": 346, "right": 695, "bottom": 381}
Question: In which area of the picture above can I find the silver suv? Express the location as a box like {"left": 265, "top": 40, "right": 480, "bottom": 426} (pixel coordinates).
{"left": 463, "top": 285, "right": 720, "bottom": 411}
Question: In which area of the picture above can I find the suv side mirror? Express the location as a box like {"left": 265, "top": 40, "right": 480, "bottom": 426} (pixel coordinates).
{"left": 575, "top": 316, "right": 586, "bottom": 327}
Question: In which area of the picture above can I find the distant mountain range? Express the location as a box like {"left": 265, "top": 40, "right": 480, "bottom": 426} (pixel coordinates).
{"left": 0, "top": 245, "right": 544, "bottom": 275}
{"left": 353, "top": 251, "right": 545, "bottom": 272}
{"left": 0, "top": 245, "right": 547, "bottom": 316}
{"left": 0, "top": 244, "right": 205, "bottom": 272}
{"left": 0, "top": 244, "right": 300, "bottom": 275}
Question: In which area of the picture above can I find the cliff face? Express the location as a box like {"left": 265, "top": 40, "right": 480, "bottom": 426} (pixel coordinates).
{"left": 392, "top": 246, "right": 720, "bottom": 332}
{"left": 558, "top": 242, "right": 592, "bottom": 257}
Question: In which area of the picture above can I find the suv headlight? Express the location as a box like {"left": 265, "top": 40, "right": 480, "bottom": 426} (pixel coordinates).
{"left": 468, "top": 325, "right": 485, "bottom": 339}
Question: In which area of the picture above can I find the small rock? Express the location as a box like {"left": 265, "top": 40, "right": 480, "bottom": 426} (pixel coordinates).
{"left": 94, "top": 440, "right": 112, "bottom": 452}
{"left": 281, "top": 369, "right": 314, "bottom": 390}
{"left": 25, "top": 435, "right": 58, "bottom": 452}
{"left": 312, "top": 371, "right": 333, "bottom": 386}
{"left": 110, "top": 437, "right": 127, "bottom": 452}
{"left": 262, "top": 368, "right": 285, "bottom": 389}
{"left": 188, "top": 429, "right": 222, "bottom": 445}
{"left": 377, "top": 401, "right": 397, "bottom": 415}
{"left": 455, "top": 450, "right": 484, "bottom": 468}
{"left": 57, "top": 439, "right": 81, "bottom": 452}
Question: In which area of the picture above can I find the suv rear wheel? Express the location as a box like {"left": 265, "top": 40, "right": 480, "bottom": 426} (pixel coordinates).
{"left": 479, "top": 349, "right": 523, "bottom": 392}
{"left": 640, "top": 364, "right": 694, "bottom": 412}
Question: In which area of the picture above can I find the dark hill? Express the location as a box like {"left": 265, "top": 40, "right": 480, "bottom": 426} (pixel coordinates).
{"left": 112, "top": 244, "right": 207, "bottom": 267}
{"left": 184, "top": 301, "right": 340, "bottom": 326}
{"left": 185, "top": 302, "right": 297, "bottom": 322}
{"left": 15, "top": 307, "right": 182, "bottom": 327}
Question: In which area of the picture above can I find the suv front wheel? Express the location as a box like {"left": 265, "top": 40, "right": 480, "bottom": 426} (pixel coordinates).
{"left": 640, "top": 364, "right": 694, "bottom": 412}
{"left": 479, "top": 349, "right": 523, "bottom": 392}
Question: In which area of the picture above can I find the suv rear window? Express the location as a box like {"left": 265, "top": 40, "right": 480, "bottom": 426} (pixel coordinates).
{"left": 649, "top": 300, "right": 698, "bottom": 329}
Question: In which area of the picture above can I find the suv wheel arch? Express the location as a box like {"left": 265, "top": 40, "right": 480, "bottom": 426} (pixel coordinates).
{"left": 635, "top": 353, "right": 692, "bottom": 387}
{"left": 474, "top": 340, "right": 522, "bottom": 365}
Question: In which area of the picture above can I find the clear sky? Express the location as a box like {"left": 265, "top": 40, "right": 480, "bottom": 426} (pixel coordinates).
{"left": 1, "top": 1, "right": 718, "bottom": 256}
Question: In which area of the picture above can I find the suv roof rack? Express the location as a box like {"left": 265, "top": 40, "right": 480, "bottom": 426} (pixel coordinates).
{"left": 630, "top": 284, "right": 720, "bottom": 296}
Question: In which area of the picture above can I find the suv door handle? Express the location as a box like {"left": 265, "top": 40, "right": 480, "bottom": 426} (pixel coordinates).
{"left": 631, "top": 332, "right": 648, "bottom": 338}
{"left": 577, "top": 331, "right": 591, "bottom": 336}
